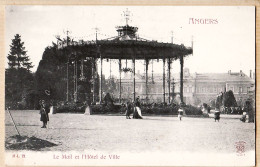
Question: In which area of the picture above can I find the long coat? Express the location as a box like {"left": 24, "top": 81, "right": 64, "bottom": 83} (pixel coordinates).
{"left": 40, "top": 107, "right": 49, "bottom": 122}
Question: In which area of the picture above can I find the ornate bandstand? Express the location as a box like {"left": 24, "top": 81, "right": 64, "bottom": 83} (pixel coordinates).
{"left": 58, "top": 9, "right": 192, "bottom": 104}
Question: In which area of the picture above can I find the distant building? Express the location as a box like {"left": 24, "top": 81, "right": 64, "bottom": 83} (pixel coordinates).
{"left": 174, "top": 68, "right": 255, "bottom": 106}
{"left": 113, "top": 68, "right": 254, "bottom": 106}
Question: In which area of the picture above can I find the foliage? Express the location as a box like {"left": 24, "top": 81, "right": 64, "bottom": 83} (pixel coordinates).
{"left": 35, "top": 44, "right": 96, "bottom": 104}
{"left": 183, "top": 105, "right": 203, "bottom": 115}
{"left": 141, "top": 105, "right": 179, "bottom": 115}
{"left": 210, "top": 99, "right": 216, "bottom": 108}
{"left": 5, "top": 68, "right": 35, "bottom": 109}
{"left": 103, "top": 76, "right": 117, "bottom": 95}
{"left": 223, "top": 90, "right": 237, "bottom": 107}
{"left": 90, "top": 103, "right": 202, "bottom": 115}
{"left": 55, "top": 102, "right": 86, "bottom": 113}
{"left": 215, "top": 91, "right": 237, "bottom": 110}
{"left": 7, "top": 34, "right": 33, "bottom": 71}
{"left": 5, "top": 34, "right": 35, "bottom": 109}
{"left": 91, "top": 104, "right": 121, "bottom": 114}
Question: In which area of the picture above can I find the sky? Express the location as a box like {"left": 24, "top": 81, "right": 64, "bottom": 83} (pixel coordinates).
{"left": 5, "top": 6, "right": 255, "bottom": 78}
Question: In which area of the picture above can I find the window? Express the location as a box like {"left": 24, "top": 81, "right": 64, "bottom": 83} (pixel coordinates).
{"left": 184, "top": 87, "right": 187, "bottom": 93}
{"left": 247, "top": 87, "right": 250, "bottom": 93}
{"left": 239, "top": 87, "right": 242, "bottom": 93}
{"left": 189, "top": 87, "right": 192, "bottom": 93}
{"left": 230, "top": 87, "right": 233, "bottom": 92}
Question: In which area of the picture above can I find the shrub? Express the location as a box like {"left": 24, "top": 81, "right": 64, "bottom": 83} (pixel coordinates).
{"left": 91, "top": 104, "right": 121, "bottom": 114}
{"left": 140, "top": 105, "right": 179, "bottom": 115}
{"left": 55, "top": 102, "right": 202, "bottom": 116}
{"left": 183, "top": 105, "right": 202, "bottom": 115}
{"left": 56, "top": 102, "right": 85, "bottom": 113}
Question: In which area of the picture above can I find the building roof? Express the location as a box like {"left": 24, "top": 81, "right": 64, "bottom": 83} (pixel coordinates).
{"left": 119, "top": 70, "right": 254, "bottom": 83}
{"left": 195, "top": 72, "right": 254, "bottom": 83}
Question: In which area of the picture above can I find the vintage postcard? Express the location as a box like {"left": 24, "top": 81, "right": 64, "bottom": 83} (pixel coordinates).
{"left": 4, "top": 5, "right": 255, "bottom": 166}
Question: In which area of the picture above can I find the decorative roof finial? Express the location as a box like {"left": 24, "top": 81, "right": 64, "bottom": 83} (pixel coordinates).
{"left": 123, "top": 8, "right": 131, "bottom": 25}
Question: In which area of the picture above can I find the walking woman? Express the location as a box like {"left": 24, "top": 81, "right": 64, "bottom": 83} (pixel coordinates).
{"left": 39, "top": 100, "right": 49, "bottom": 128}
{"left": 133, "top": 97, "right": 143, "bottom": 119}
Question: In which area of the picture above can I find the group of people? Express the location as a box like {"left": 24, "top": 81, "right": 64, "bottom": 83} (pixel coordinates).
{"left": 214, "top": 101, "right": 255, "bottom": 123}
{"left": 125, "top": 97, "right": 143, "bottom": 119}
{"left": 39, "top": 94, "right": 254, "bottom": 127}
{"left": 124, "top": 97, "right": 185, "bottom": 121}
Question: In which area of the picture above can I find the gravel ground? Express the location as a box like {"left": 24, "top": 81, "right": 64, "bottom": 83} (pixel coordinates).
{"left": 5, "top": 110, "right": 255, "bottom": 153}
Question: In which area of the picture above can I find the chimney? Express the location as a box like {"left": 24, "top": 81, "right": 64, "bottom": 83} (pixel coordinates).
{"left": 250, "top": 70, "right": 252, "bottom": 78}
{"left": 228, "top": 70, "right": 231, "bottom": 74}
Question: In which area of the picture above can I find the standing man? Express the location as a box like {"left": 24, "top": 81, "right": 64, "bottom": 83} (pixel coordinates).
{"left": 39, "top": 100, "right": 50, "bottom": 128}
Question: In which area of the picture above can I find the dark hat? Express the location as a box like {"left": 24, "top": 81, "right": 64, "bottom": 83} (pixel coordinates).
{"left": 45, "top": 90, "right": 51, "bottom": 96}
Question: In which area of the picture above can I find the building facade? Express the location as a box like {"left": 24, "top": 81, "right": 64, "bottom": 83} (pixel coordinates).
{"left": 114, "top": 68, "right": 255, "bottom": 106}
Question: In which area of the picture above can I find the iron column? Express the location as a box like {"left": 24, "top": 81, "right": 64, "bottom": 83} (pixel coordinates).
{"left": 180, "top": 55, "right": 184, "bottom": 103}
{"left": 163, "top": 58, "right": 166, "bottom": 104}
{"left": 168, "top": 58, "right": 171, "bottom": 104}
{"left": 119, "top": 59, "right": 122, "bottom": 103}
{"left": 99, "top": 54, "right": 103, "bottom": 103}
{"left": 145, "top": 59, "right": 149, "bottom": 103}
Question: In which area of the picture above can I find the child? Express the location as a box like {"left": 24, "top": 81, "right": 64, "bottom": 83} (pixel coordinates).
{"left": 240, "top": 111, "right": 247, "bottom": 122}
{"left": 178, "top": 107, "right": 184, "bottom": 121}
{"left": 214, "top": 108, "right": 220, "bottom": 122}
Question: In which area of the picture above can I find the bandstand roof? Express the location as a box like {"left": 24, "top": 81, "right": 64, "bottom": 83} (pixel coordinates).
{"left": 61, "top": 25, "right": 193, "bottom": 60}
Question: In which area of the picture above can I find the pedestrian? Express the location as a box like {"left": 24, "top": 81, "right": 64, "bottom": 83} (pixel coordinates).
{"left": 39, "top": 100, "right": 49, "bottom": 128}
{"left": 133, "top": 96, "right": 143, "bottom": 119}
{"left": 125, "top": 98, "right": 133, "bottom": 119}
{"left": 240, "top": 111, "right": 247, "bottom": 122}
{"left": 178, "top": 107, "right": 184, "bottom": 121}
{"left": 241, "top": 100, "right": 254, "bottom": 123}
{"left": 214, "top": 108, "right": 220, "bottom": 122}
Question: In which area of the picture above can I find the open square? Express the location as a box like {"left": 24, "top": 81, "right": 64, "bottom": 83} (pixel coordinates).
{"left": 5, "top": 110, "right": 255, "bottom": 153}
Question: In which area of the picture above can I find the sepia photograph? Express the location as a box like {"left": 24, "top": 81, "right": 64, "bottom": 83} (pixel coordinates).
{"left": 4, "top": 5, "right": 255, "bottom": 166}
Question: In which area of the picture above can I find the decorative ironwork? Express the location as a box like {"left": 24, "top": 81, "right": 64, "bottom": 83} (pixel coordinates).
{"left": 121, "top": 67, "right": 133, "bottom": 73}
{"left": 58, "top": 9, "right": 192, "bottom": 104}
